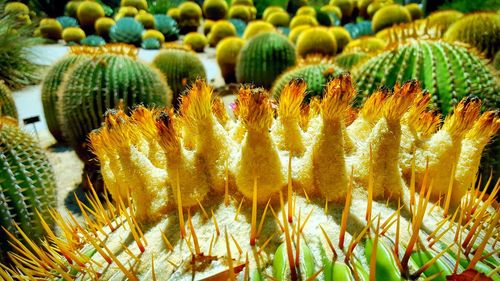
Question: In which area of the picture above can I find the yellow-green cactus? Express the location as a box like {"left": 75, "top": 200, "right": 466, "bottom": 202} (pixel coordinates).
{"left": 0, "top": 81, "right": 18, "bottom": 120}
{"left": 203, "top": 0, "right": 228, "bottom": 20}
{"left": 121, "top": 0, "right": 147, "bottom": 10}
{"left": 329, "top": 0, "right": 354, "bottom": 20}
{"left": 62, "top": 27, "right": 86, "bottom": 44}
{"left": 5, "top": 2, "right": 29, "bottom": 15}
{"left": 372, "top": 4, "right": 411, "bottom": 33}
{"left": 94, "top": 17, "right": 115, "bottom": 38}
{"left": 296, "top": 27, "right": 337, "bottom": 58}
{"left": 183, "top": 32, "right": 208, "bottom": 52}
{"left": 288, "top": 24, "right": 310, "bottom": 44}
{"left": 216, "top": 36, "right": 245, "bottom": 83}
{"left": 296, "top": 6, "right": 316, "bottom": 16}
{"left": 228, "top": 5, "right": 252, "bottom": 22}
{"left": 243, "top": 20, "right": 274, "bottom": 39}
{"left": 76, "top": 1, "right": 105, "bottom": 28}
{"left": 208, "top": 20, "right": 237, "bottom": 47}
{"left": 329, "top": 26, "right": 351, "bottom": 52}
{"left": 263, "top": 5, "right": 285, "bottom": 21}
{"left": 39, "top": 18, "right": 63, "bottom": 40}
{"left": 404, "top": 3, "right": 422, "bottom": 20}
{"left": 167, "top": 7, "right": 181, "bottom": 22}
{"left": 426, "top": 10, "right": 464, "bottom": 32}
{"left": 366, "top": 0, "right": 393, "bottom": 18}
{"left": 289, "top": 14, "right": 318, "bottom": 29}
{"left": 320, "top": 4, "right": 342, "bottom": 20}
{"left": 267, "top": 11, "right": 290, "bottom": 27}
{"left": 135, "top": 11, "right": 155, "bottom": 29}
{"left": 178, "top": 2, "right": 203, "bottom": 33}
{"left": 116, "top": 6, "right": 139, "bottom": 20}
{"left": 142, "top": 29, "right": 165, "bottom": 44}
{"left": 204, "top": 19, "right": 215, "bottom": 34}
{"left": 65, "top": 0, "right": 82, "bottom": 18}
{"left": 343, "top": 36, "right": 386, "bottom": 53}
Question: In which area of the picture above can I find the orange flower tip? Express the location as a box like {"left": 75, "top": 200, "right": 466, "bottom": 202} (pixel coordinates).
{"left": 360, "top": 89, "right": 388, "bottom": 121}
{"left": 321, "top": 74, "right": 356, "bottom": 120}
{"left": 444, "top": 96, "right": 482, "bottom": 136}
{"left": 212, "top": 97, "right": 230, "bottom": 125}
{"left": 179, "top": 80, "right": 214, "bottom": 124}
{"left": 156, "top": 111, "right": 180, "bottom": 151}
{"left": 236, "top": 87, "right": 274, "bottom": 130}
{"left": 415, "top": 110, "right": 441, "bottom": 137}
{"left": 467, "top": 110, "right": 500, "bottom": 139}
{"left": 383, "top": 81, "right": 416, "bottom": 121}
{"left": 278, "top": 78, "right": 306, "bottom": 119}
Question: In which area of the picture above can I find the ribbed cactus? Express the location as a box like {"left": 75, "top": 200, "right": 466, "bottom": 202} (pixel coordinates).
{"left": 109, "top": 17, "right": 144, "bottom": 45}
{"left": 3, "top": 77, "right": 499, "bottom": 281}
{"left": 0, "top": 121, "right": 56, "bottom": 263}
{"left": 216, "top": 36, "right": 246, "bottom": 83}
{"left": 271, "top": 61, "right": 344, "bottom": 101}
{"left": 355, "top": 40, "right": 498, "bottom": 114}
{"left": 343, "top": 20, "right": 373, "bottom": 39}
{"left": 59, "top": 49, "right": 171, "bottom": 160}
{"left": 203, "top": 0, "right": 228, "bottom": 20}
{"left": 236, "top": 32, "right": 296, "bottom": 88}
{"left": 152, "top": 48, "right": 206, "bottom": 107}
{"left": 141, "top": 38, "right": 160, "bottom": 49}
{"left": 153, "top": 15, "right": 179, "bottom": 42}
{"left": 56, "top": 16, "right": 79, "bottom": 29}
{"left": 80, "top": 34, "right": 106, "bottom": 46}
{"left": 296, "top": 27, "right": 337, "bottom": 58}
{"left": 372, "top": 4, "right": 411, "bottom": 33}
{"left": 335, "top": 50, "right": 370, "bottom": 70}
{"left": 0, "top": 81, "right": 17, "bottom": 120}
{"left": 443, "top": 12, "right": 500, "bottom": 58}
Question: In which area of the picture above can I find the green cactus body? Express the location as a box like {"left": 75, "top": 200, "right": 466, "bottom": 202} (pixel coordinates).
{"left": 203, "top": 0, "right": 228, "bottom": 20}
{"left": 0, "top": 122, "right": 56, "bottom": 262}
{"left": 335, "top": 51, "right": 370, "bottom": 70}
{"left": 76, "top": 1, "right": 105, "bottom": 28}
{"left": 153, "top": 15, "right": 179, "bottom": 42}
{"left": 443, "top": 12, "right": 500, "bottom": 58}
{"left": 152, "top": 49, "right": 206, "bottom": 107}
{"left": 94, "top": 17, "right": 115, "bottom": 38}
{"left": 110, "top": 17, "right": 144, "bottom": 45}
{"left": 60, "top": 54, "right": 171, "bottom": 160}
{"left": 39, "top": 18, "right": 63, "bottom": 40}
{"left": 62, "top": 27, "right": 86, "bottom": 44}
{"left": 271, "top": 62, "right": 344, "bottom": 101}
{"left": 216, "top": 36, "right": 245, "bottom": 83}
{"left": 242, "top": 20, "right": 275, "bottom": 40}
{"left": 80, "top": 34, "right": 106, "bottom": 46}
{"left": 297, "top": 27, "right": 337, "bottom": 58}
{"left": 372, "top": 4, "right": 411, "bottom": 33}
{"left": 141, "top": 38, "right": 161, "bottom": 49}
{"left": 236, "top": 32, "right": 296, "bottom": 88}
{"left": 208, "top": 20, "right": 237, "bottom": 47}
{"left": 0, "top": 81, "right": 18, "bottom": 120}
{"left": 183, "top": 32, "right": 208, "bottom": 52}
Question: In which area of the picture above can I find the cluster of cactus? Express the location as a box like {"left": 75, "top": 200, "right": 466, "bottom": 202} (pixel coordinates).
{"left": 236, "top": 32, "right": 296, "bottom": 88}
{"left": 0, "top": 81, "right": 17, "bottom": 120}
{"left": 0, "top": 120, "right": 56, "bottom": 263}
{"left": 2, "top": 77, "right": 499, "bottom": 280}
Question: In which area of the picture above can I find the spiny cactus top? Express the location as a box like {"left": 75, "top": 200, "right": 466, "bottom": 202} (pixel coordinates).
{"left": 2, "top": 75, "right": 499, "bottom": 280}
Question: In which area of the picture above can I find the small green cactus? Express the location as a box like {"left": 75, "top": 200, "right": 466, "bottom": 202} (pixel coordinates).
{"left": 56, "top": 16, "right": 79, "bottom": 29}
{"left": 62, "top": 27, "right": 86, "bottom": 44}
{"left": 141, "top": 38, "right": 160, "bottom": 49}
{"left": 208, "top": 20, "right": 237, "bottom": 47}
{"left": 443, "top": 12, "right": 500, "bottom": 58}
{"left": 334, "top": 50, "right": 370, "bottom": 70}
{"left": 183, "top": 32, "right": 208, "bottom": 52}
{"left": 135, "top": 11, "right": 155, "bottom": 29}
{"left": 94, "top": 17, "right": 115, "bottom": 38}
{"left": 242, "top": 20, "right": 275, "bottom": 39}
{"left": 236, "top": 32, "right": 296, "bottom": 88}
{"left": 289, "top": 14, "right": 318, "bottom": 29}
{"left": 0, "top": 121, "right": 56, "bottom": 263}
{"left": 372, "top": 4, "right": 411, "bottom": 33}
{"left": 142, "top": 29, "right": 165, "bottom": 44}
{"left": 329, "top": 26, "right": 351, "bottom": 52}
{"left": 81, "top": 34, "right": 106, "bottom": 46}
{"left": 39, "top": 18, "right": 63, "bottom": 40}
{"left": 0, "top": 81, "right": 18, "bottom": 120}
{"left": 216, "top": 36, "right": 245, "bottom": 83}
{"left": 178, "top": 2, "right": 202, "bottom": 34}
{"left": 405, "top": 3, "right": 422, "bottom": 20}
{"left": 110, "top": 17, "right": 144, "bottom": 45}
{"left": 76, "top": 1, "right": 105, "bottom": 29}
{"left": 153, "top": 15, "right": 179, "bottom": 42}
{"left": 152, "top": 48, "right": 206, "bottom": 107}
{"left": 120, "top": 0, "right": 147, "bottom": 10}
{"left": 267, "top": 11, "right": 290, "bottom": 27}
{"left": 228, "top": 5, "right": 252, "bottom": 22}
{"left": 203, "top": 0, "right": 228, "bottom": 20}
{"left": 296, "top": 27, "right": 337, "bottom": 58}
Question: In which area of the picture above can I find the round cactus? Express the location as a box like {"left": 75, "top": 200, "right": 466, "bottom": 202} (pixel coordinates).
{"left": 167, "top": 7, "right": 180, "bottom": 22}
{"left": 153, "top": 15, "right": 179, "bottom": 42}
{"left": 115, "top": 6, "right": 139, "bottom": 20}
{"left": 443, "top": 12, "right": 500, "bottom": 59}
{"left": 94, "top": 17, "right": 115, "bottom": 38}
{"left": 183, "top": 32, "right": 208, "bottom": 52}
{"left": 81, "top": 34, "right": 106, "bottom": 46}
{"left": 59, "top": 51, "right": 171, "bottom": 160}
{"left": 64, "top": 0, "right": 81, "bottom": 17}
{"left": 76, "top": 1, "right": 105, "bottom": 28}
{"left": 267, "top": 11, "right": 290, "bottom": 27}
{"left": 142, "top": 29, "right": 165, "bottom": 44}
{"left": 344, "top": 20, "right": 373, "bottom": 39}
{"left": 296, "top": 27, "right": 337, "bottom": 58}
{"left": 296, "top": 6, "right": 316, "bottom": 16}
{"left": 263, "top": 5, "right": 285, "bottom": 21}
{"left": 203, "top": 0, "right": 228, "bottom": 20}
{"left": 228, "top": 5, "right": 252, "bottom": 22}
{"left": 216, "top": 36, "right": 246, "bottom": 83}
{"left": 271, "top": 62, "right": 344, "bottom": 101}
{"left": 5, "top": 2, "right": 29, "bottom": 15}
{"left": 329, "top": 26, "right": 351, "bottom": 52}
{"left": 288, "top": 24, "right": 310, "bottom": 44}
{"left": 343, "top": 36, "right": 386, "bottom": 53}
{"left": 0, "top": 121, "right": 57, "bottom": 263}
{"left": 320, "top": 4, "right": 342, "bottom": 19}
{"left": 236, "top": 32, "right": 296, "bottom": 88}
{"left": 426, "top": 10, "right": 464, "bottom": 32}
{"left": 152, "top": 49, "right": 206, "bottom": 107}
{"left": 372, "top": 4, "right": 411, "bottom": 33}
{"left": 39, "top": 18, "right": 63, "bottom": 40}
{"left": 335, "top": 50, "right": 371, "bottom": 70}
{"left": 367, "top": 0, "right": 393, "bottom": 18}
{"left": 135, "top": 11, "right": 155, "bottom": 29}
{"left": 243, "top": 20, "right": 275, "bottom": 40}
{"left": 110, "top": 17, "right": 144, "bottom": 45}
{"left": 229, "top": 18, "right": 247, "bottom": 37}
{"left": 208, "top": 20, "right": 237, "bottom": 47}
{"left": 120, "top": 0, "right": 147, "bottom": 10}
{"left": 56, "top": 16, "right": 79, "bottom": 29}
{"left": 141, "top": 38, "right": 161, "bottom": 49}
{"left": 0, "top": 81, "right": 18, "bottom": 120}
{"left": 62, "top": 27, "right": 86, "bottom": 44}
{"left": 204, "top": 19, "right": 215, "bottom": 35}
{"left": 178, "top": 2, "right": 202, "bottom": 34}
{"left": 289, "top": 14, "right": 318, "bottom": 29}
{"left": 405, "top": 3, "right": 422, "bottom": 20}
{"left": 329, "top": 0, "right": 354, "bottom": 21}
{"left": 357, "top": 0, "right": 372, "bottom": 17}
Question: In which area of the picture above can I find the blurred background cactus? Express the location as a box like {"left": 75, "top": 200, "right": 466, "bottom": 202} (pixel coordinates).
{"left": 109, "top": 17, "right": 144, "bottom": 44}
{"left": 0, "top": 81, "right": 18, "bottom": 120}
{"left": 216, "top": 36, "right": 245, "bottom": 83}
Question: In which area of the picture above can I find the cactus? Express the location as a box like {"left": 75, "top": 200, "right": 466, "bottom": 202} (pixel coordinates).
{"left": 81, "top": 34, "right": 106, "bottom": 46}
{"left": 263, "top": 5, "right": 285, "bottom": 21}
{"left": 56, "top": 16, "right": 79, "bottom": 29}
{"left": 329, "top": 0, "right": 354, "bottom": 21}
{"left": 183, "top": 32, "right": 208, "bottom": 52}
{"left": 2, "top": 77, "right": 499, "bottom": 281}
{"left": 115, "top": 6, "right": 139, "bottom": 20}
{"left": 94, "top": 17, "right": 115, "bottom": 38}
{"left": 366, "top": 0, "right": 393, "bottom": 18}
{"left": 320, "top": 4, "right": 342, "bottom": 20}
{"left": 110, "top": 17, "right": 144, "bottom": 45}
{"left": 271, "top": 61, "right": 344, "bottom": 101}
{"left": 59, "top": 48, "right": 171, "bottom": 161}
{"left": 228, "top": 4, "right": 252, "bottom": 22}
{"left": 242, "top": 20, "right": 274, "bottom": 40}
{"left": 289, "top": 14, "right": 318, "bottom": 29}
{"left": 141, "top": 38, "right": 160, "bottom": 49}
{"left": 296, "top": 6, "right": 315, "bottom": 16}
{"left": 4, "top": 2, "right": 29, "bottom": 15}
{"left": 288, "top": 24, "right": 310, "bottom": 43}
{"left": 134, "top": 11, "right": 155, "bottom": 29}
{"left": 229, "top": 18, "right": 246, "bottom": 37}
{"left": 208, "top": 20, "right": 237, "bottom": 47}
{"left": 152, "top": 48, "right": 206, "bottom": 107}
{"left": 204, "top": 19, "right": 215, "bottom": 34}
{"left": 0, "top": 81, "right": 18, "bottom": 120}
{"left": 203, "top": 0, "right": 228, "bottom": 20}
{"left": 64, "top": 0, "right": 81, "bottom": 17}
{"left": 357, "top": 0, "right": 372, "bottom": 17}
{"left": 167, "top": 7, "right": 180, "bottom": 22}
{"left": 426, "top": 10, "right": 464, "bottom": 32}
{"left": 216, "top": 36, "right": 245, "bottom": 83}
{"left": 335, "top": 50, "right": 370, "bottom": 70}
{"left": 329, "top": 26, "right": 351, "bottom": 52}
{"left": 267, "top": 11, "right": 290, "bottom": 27}
{"left": 0, "top": 121, "right": 56, "bottom": 263}
{"left": 120, "top": 0, "right": 147, "bottom": 10}
{"left": 76, "top": 1, "right": 105, "bottom": 29}
{"left": 62, "top": 27, "right": 86, "bottom": 44}
{"left": 296, "top": 27, "right": 337, "bottom": 58}
{"left": 344, "top": 20, "right": 373, "bottom": 39}
{"left": 178, "top": 2, "right": 202, "bottom": 34}
{"left": 344, "top": 36, "right": 386, "bottom": 53}
{"left": 39, "top": 18, "right": 63, "bottom": 40}
{"left": 372, "top": 4, "right": 411, "bottom": 33}
{"left": 142, "top": 29, "right": 165, "bottom": 44}
{"left": 443, "top": 12, "right": 500, "bottom": 59}
{"left": 153, "top": 14, "right": 179, "bottom": 42}
{"left": 236, "top": 32, "right": 296, "bottom": 88}
{"left": 404, "top": 3, "right": 422, "bottom": 20}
